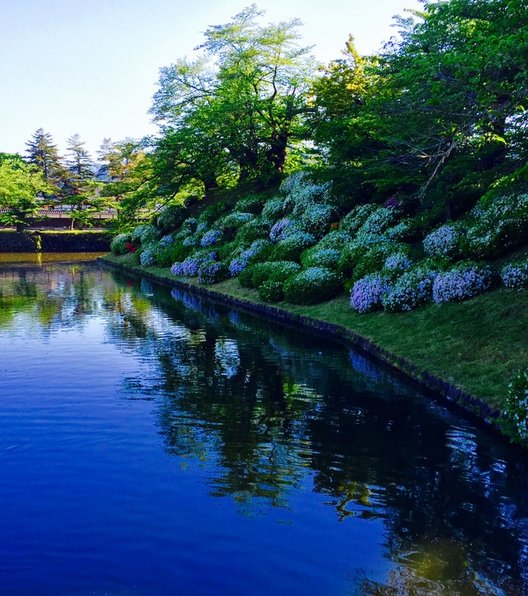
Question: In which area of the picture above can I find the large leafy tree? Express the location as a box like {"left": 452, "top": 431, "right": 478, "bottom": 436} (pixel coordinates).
{"left": 313, "top": 0, "right": 528, "bottom": 216}
{"left": 151, "top": 5, "right": 316, "bottom": 189}
{"left": 0, "top": 156, "right": 51, "bottom": 231}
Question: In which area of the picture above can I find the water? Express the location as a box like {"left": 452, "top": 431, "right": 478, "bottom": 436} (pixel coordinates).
{"left": 0, "top": 255, "right": 527, "bottom": 595}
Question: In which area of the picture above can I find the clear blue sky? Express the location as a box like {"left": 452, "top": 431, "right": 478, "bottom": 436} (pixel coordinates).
{"left": 0, "top": 0, "right": 420, "bottom": 158}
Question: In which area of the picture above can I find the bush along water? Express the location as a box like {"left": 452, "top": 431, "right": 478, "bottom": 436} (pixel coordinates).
{"left": 499, "top": 370, "right": 528, "bottom": 446}
{"left": 114, "top": 172, "right": 528, "bottom": 311}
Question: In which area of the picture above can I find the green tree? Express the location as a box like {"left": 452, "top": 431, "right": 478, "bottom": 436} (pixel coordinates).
{"left": 0, "top": 159, "right": 51, "bottom": 231}
{"left": 63, "top": 134, "right": 96, "bottom": 229}
{"left": 25, "top": 128, "right": 67, "bottom": 189}
{"left": 151, "top": 5, "right": 316, "bottom": 188}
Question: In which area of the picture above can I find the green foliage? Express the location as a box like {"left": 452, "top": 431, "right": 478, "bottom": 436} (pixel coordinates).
{"left": 283, "top": 267, "right": 343, "bottom": 305}
{"left": 258, "top": 279, "right": 284, "bottom": 302}
{"left": 156, "top": 242, "right": 192, "bottom": 267}
{"left": 235, "top": 217, "right": 271, "bottom": 242}
{"left": 269, "top": 230, "right": 316, "bottom": 262}
{"left": 238, "top": 261, "right": 301, "bottom": 289}
{"left": 151, "top": 6, "right": 315, "bottom": 187}
{"left": 499, "top": 370, "right": 528, "bottom": 446}
{"left": 110, "top": 233, "right": 132, "bottom": 255}
{"left": 156, "top": 203, "right": 188, "bottom": 234}
{"left": 0, "top": 160, "right": 51, "bottom": 230}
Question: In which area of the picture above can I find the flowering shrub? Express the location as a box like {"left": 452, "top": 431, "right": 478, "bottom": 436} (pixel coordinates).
{"left": 258, "top": 280, "right": 284, "bottom": 302}
{"left": 270, "top": 230, "right": 316, "bottom": 261}
{"left": 182, "top": 235, "right": 199, "bottom": 247}
{"left": 198, "top": 261, "right": 228, "bottom": 285}
{"left": 132, "top": 224, "right": 159, "bottom": 246}
{"left": 196, "top": 222, "right": 208, "bottom": 234}
{"left": 432, "top": 262, "right": 492, "bottom": 303}
{"left": 382, "top": 267, "right": 437, "bottom": 312}
{"left": 499, "top": 370, "right": 528, "bottom": 445}
{"left": 269, "top": 218, "right": 292, "bottom": 242}
{"left": 110, "top": 233, "right": 131, "bottom": 255}
{"left": 236, "top": 217, "right": 271, "bottom": 242}
{"left": 357, "top": 207, "right": 399, "bottom": 237}
{"left": 218, "top": 212, "right": 254, "bottom": 232}
{"left": 159, "top": 234, "right": 175, "bottom": 247}
{"left": 350, "top": 273, "right": 392, "bottom": 313}
{"left": 386, "top": 219, "right": 414, "bottom": 242}
{"left": 300, "top": 203, "right": 336, "bottom": 238}
{"left": 301, "top": 248, "right": 341, "bottom": 270}
{"left": 156, "top": 242, "right": 191, "bottom": 267}
{"left": 423, "top": 224, "right": 462, "bottom": 258}
{"left": 235, "top": 195, "right": 264, "bottom": 214}
{"left": 171, "top": 252, "right": 216, "bottom": 277}
{"left": 139, "top": 245, "right": 158, "bottom": 267}
{"left": 238, "top": 260, "right": 301, "bottom": 288}
{"left": 384, "top": 252, "right": 412, "bottom": 273}
{"left": 228, "top": 240, "right": 269, "bottom": 276}
{"left": 283, "top": 267, "right": 342, "bottom": 305}
{"left": 468, "top": 193, "right": 528, "bottom": 258}
{"left": 501, "top": 261, "right": 528, "bottom": 290}
{"left": 352, "top": 242, "right": 403, "bottom": 282}
{"left": 156, "top": 204, "right": 187, "bottom": 233}
{"left": 279, "top": 171, "right": 307, "bottom": 195}
{"left": 316, "top": 230, "right": 352, "bottom": 250}
{"left": 262, "top": 198, "right": 286, "bottom": 221}
{"left": 290, "top": 182, "right": 331, "bottom": 217}
{"left": 340, "top": 204, "right": 377, "bottom": 236}
{"left": 200, "top": 229, "right": 223, "bottom": 247}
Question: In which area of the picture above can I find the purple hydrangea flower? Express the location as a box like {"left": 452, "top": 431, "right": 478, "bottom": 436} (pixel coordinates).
{"left": 350, "top": 274, "right": 392, "bottom": 313}
{"left": 432, "top": 264, "right": 491, "bottom": 303}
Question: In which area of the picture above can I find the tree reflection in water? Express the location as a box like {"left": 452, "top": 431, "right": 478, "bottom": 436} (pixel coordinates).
{"left": 1, "top": 263, "right": 526, "bottom": 593}
{"left": 103, "top": 271, "right": 528, "bottom": 594}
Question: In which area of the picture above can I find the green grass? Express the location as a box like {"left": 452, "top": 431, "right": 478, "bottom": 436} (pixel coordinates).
{"left": 103, "top": 253, "right": 528, "bottom": 412}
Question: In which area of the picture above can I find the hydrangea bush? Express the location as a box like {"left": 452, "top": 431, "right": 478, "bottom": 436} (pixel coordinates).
{"left": 423, "top": 224, "right": 462, "bottom": 258}
{"left": 432, "top": 263, "right": 492, "bottom": 303}
{"left": 270, "top": 230, "right": 316, "bottom": 261}
{"left": 171, "top": 252, "right": 216, "bottom": 277}
{"left": 110, "top": 233, "right": 131, "bottom": 255}
{"left": 382, "top": 267, "right": 437, "bottom": 312}
{"left": 200, "top": 229, "right": 223, "bottom": 247}
{"left": 132, "top": 224, "right": 159, "bottom": 246}
{"left": 239, "top": 260, "right": 301, "bottom": 288}
{"left": 262, "top": 197, "right": 286, "bottom": 221}
{"left": 384, "top": 252, "right": 412, "bottom": 273}
{"left": 228, "top": 240, "right": 269, "bottom": 276}
{"left": 198, "top": 261, "right": 228, "bottom": 285}
{"left": 156, "top": 204, "right": 187, "bottom": 234}
{"left": 340, "top": 204, "right": 377, "bottom": 236}
{"left": 350, "top": 273, "right": 392, "bottom": 313}
{"left": 299, "top": 203, "right": 336, "bottom": 238}
{"left": 139, "top": 245, "right": 158, "bottom": 267}
{"left": 283, "top": 267, "right": 342, "bottom": 305}
{"left": 301, "top": 248, "right": 341, "bottom": 270}
{"left": 236, "top": 217, "right": 271, "bottom": 242}
{"left": 258, "top": 280, "right": 284, "bottom": 302}
{"left": 269, "top": 218, "right": 292, "bottom": 242}
{"left": 501, "top": 261, "right": 528, "bottom": 290}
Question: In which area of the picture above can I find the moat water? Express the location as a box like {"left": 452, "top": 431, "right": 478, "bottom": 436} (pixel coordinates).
{"left": 0, "top": 255, "right": 526, "bottom": 594}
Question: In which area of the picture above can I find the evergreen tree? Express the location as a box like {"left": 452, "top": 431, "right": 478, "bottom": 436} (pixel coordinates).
{"left": 25, "top": 128, "right": 66, "bottom": 186}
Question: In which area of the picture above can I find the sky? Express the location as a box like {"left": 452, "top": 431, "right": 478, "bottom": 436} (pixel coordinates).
{"left": 0, "top": 0, "right": 421, "bottom": 158}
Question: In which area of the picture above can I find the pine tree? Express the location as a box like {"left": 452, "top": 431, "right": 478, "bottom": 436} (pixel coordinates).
{"left": 25, "top": 128, "right": 65, "bottom": 185}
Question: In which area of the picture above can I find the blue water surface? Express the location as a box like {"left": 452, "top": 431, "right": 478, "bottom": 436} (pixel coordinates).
{"left": 0, "top": 258, "right": 526, "bottom": 595}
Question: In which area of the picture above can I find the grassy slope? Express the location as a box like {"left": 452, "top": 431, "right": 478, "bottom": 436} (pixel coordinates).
{"left": 104, "top": 253, "right": 528, "bottom": 411}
